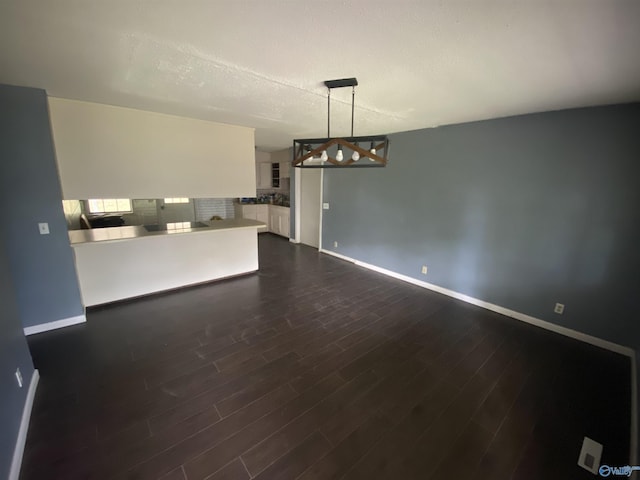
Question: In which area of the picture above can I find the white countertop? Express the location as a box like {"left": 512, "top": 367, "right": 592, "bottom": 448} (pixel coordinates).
{"left": 235, "top": 203, "right": 290, "bottom": 208}
{"left": 69, "top": 218, "right": 265, "bottom": 245}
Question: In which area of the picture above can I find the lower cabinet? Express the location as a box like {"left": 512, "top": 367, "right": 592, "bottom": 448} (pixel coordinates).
{"left": 255, "top": 205, "right": 269, "bottom": 230}
{"left": 234, "top": 204, "right": 268, "bottom": 233}
{"left": 269, "top": 206, "right": 290, "bottom": 238}
{"left": 235, "top": 204, "right": 289, "bottom": 237}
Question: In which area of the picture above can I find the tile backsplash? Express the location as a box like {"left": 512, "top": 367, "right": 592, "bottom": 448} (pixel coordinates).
{"left": 194, "top": 198, "right": 235, "bottom": 221}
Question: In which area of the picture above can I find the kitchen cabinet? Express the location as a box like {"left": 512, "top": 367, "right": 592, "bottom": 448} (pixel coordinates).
{"left": 280, "top": 161, "right": 290, "bottom": 179}
{"left": 235, "top": 203, "right": 289, "bottom": 237}
{"left": 268, "top": 205, "right": 290, "bottom": 238}
{"left": 234, "top": 204, "right": 268, "bottom": 232}
{"left": 255, "top": 204, "right": 269, "bottom": 227}
{"left": 257, "top": 162, "right": 272, "bottom": 189}
{"left": 269, "top": 212, "right": 280, "bottom": 236}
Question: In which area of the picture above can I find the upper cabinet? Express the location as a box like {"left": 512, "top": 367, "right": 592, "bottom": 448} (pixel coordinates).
{"left": 280, "top": 160, "right": 290, "bottom": 179}
{"left": 255, "top": 148, "right": 291, "bottom": 190}
{"left": 271, "top": 147, "right": 292, "bottom": 179}
{"left": 48, "top": 98, "right": 256, "bottom": 199}
{"left": 257, "top": 162, "right": 272, "bottom": 189}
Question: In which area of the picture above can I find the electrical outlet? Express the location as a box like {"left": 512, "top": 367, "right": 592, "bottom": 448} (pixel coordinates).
{"left": 15, "top": 368, "right": 23, "bottom": 388}
{"left": 577, "top": 437, "right": 602, "bottom": 474}
{"left": 323, "top": 203, "right": 330, "bottom": 210}
{"left": 38, "top": 222, "right": 50, "bottom": 235}
{"left": 333, "top": 241, "right": 338, "bottom": 248}
{"left": 421, "top": 265, "right": 428, "bottom": 275}
{"left": 554, "top": 303, "right": 565, "bottom": 314}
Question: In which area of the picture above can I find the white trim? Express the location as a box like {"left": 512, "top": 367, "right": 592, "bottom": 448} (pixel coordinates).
{"left": 631, "top": 352, "right": 638, "bottom": 465}
{"left": 9, "top": 369, "right": 39, "bottom": 480}
{"left": 294, "top": 166, "right": 301, "bottom": 243}
{"left": 319, "top": 248, "right": 357, "bottom": 264}
{"left": 289, "top": 238, "right": 299, "bottom": 244}
{"left": 319, "top": 248, "right": 634, "bottom": 358}
{"left": 322, "top": 248, "right": 640, "bottom": 464}
{"left": 23, "top": 314, "right": 86, "bottom": 336}
{"left": 318, "top": 168, "right": 324, "bottom": 251}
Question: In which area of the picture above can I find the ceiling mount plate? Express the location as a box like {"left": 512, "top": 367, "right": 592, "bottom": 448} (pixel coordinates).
{"left": 324, "top": 78, "right": 358, "bottom": 89}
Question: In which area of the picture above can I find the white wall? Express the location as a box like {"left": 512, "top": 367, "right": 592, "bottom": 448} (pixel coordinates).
{"left": 255, "top": 150, "right": 271, "bottom": 163}
{"left": 270, "top": 147, "right": 292, "bottom": 164}
{"left": 48, "top": 98, "right": 256, "bottom": 199}
{"left": 72, "top": 227, "right": 259, "bottom": 306}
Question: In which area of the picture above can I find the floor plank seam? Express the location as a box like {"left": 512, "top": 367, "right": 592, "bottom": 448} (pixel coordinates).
{"left": 238, "top": 456, "right": 252, "bottom": 479}
{"left": 21, "top": 235, "right": 633, "bottom": 480}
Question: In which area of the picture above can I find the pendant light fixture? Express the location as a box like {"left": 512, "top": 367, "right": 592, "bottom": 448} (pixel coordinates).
{"left": 352, "top": 142, "right": 360, "bottom": 162}
{"left": 293, "top": 78, "right": 389, "bottom": 168}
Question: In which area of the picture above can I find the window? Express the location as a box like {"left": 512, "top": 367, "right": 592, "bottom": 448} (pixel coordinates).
{"left": 166, "top": 221, "right": 193, "bottom": 233}
{"left": 87, "top": 198, "right": 132, "bottom": 213}
{"left": 164, "top": 198, "right": 190, "bottom": 204}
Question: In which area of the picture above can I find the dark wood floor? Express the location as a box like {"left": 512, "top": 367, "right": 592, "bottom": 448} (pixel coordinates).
{"left": 22, "top": 234, "right": 631, "bottom": 480}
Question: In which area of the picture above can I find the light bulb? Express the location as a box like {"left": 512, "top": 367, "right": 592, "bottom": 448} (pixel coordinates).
{"left": 336, "top": 146, "right": 344, "bottom": 162}
{"left": 321, "top": 150, "right": 328, "bottom": 162}
{"left": 369, "top": 141, "right": 376, "bottom": 161}
{"left": 352, "top": 143, "right": 360, "bottom": 161}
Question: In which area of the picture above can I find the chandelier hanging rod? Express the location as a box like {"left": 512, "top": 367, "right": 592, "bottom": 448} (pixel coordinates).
{"left": 324, "top": 78, "right": 358, "bottom": 138}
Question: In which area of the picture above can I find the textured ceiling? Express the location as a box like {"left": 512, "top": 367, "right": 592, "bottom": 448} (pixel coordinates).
{"left": 1, "top": 1, "right": 639, "bottom": 151}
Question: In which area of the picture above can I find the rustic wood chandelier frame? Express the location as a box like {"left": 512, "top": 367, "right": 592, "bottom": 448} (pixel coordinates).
{"left": 293, "top": 78, "right": 389, "bottom": 168}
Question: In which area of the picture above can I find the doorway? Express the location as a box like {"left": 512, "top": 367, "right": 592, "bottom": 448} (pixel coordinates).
{"left": 298, "top": 169, "right": 322, "bottom": 248}
{"left": 157, "top": 198, "right": 195, "bottom": 224}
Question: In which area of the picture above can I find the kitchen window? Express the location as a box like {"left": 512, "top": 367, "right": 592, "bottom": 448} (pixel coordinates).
{"left": 87, "top": 198, "right": 132, "bottom": 213}
{"left": 164, "top": 198, "right": 190, "bottom": 204}
{"left": 166, "top": 221, "right": 192, "bottom": 233}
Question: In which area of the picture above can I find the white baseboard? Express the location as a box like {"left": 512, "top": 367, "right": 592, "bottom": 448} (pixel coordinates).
{"left": 319, "top": 249, "right": 355, "bottom": 264}
{"left": 321, "top": 248, "right": 638, "bottom": 462}
{"left": 319, "top": 249, "right": 634, "bottom": 358}
{"left": 631, "top": 352, "right": 638, "bottom": 465}
{"left": 23, "top": 314, "right": 86, "bottom": 336}
{"left": 9, "top": 369, "right": 39, "bottom": 480}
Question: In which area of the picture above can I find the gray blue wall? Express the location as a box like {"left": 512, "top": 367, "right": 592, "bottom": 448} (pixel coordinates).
{"left": 0, "top": 233, "right": 35, "bottom": 478}
{"left": 321, "top": 103, "right": 640, "bottom": 349}
{"left": 0, "top": 84, "right": 84, "bottom": 328}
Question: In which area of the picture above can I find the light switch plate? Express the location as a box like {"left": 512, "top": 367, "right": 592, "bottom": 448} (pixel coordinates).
{"left": 38, "top": 222, "right": 50, "bottom": 235}
{"left": 323, "top": 203, "right": 330, "bottom": 210}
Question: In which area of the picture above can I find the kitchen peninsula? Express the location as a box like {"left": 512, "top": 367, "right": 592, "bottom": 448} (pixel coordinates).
{"left": 70, "top": 219, "right": 263, "bottom": 306}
